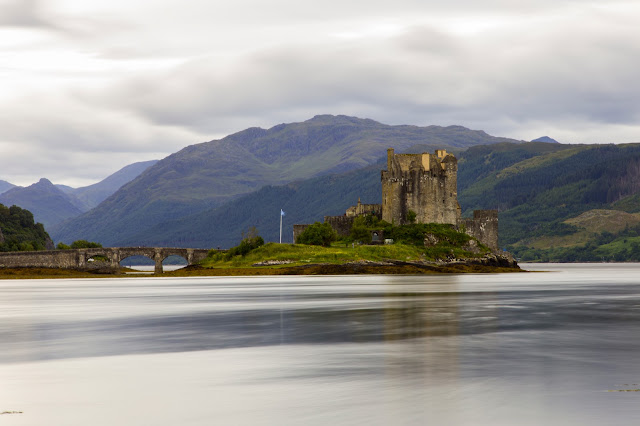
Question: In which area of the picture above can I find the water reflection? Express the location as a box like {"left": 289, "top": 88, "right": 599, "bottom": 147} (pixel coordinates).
{"left": 3, "top": 267, "right": 640, "bottom": 425}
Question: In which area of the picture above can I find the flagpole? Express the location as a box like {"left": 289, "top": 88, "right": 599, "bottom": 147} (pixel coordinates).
{"left": 279, "top": 210, "right": 283, "bottom": 244}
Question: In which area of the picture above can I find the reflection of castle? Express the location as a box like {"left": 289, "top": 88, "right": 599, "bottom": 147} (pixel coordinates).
{"left": 294, "top": 148, "right": 499, "bottom": 251}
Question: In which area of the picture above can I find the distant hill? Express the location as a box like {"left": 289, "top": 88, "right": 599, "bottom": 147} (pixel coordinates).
{"left": 1, "top": 160, "right": 157, "bottom": 230}
{"left": 72, "top": 160, "right": 159, "bottom": 209}
{"left": 0, "top": 180, "right": 15, "bottom": 195}
{"left": 0, "top": 179, "right": 85, "bottom": 229}
{"left": 52, "top": 115, "right": 522, "bottom": 246}
{"left": 531, "top": 136, "right": 559, "bottom": 143}
{"left": 0, "top": 204, "right": 53, "bottom": 251}
{"left": 118, "top": 162, "right": 384, "bottom": 248}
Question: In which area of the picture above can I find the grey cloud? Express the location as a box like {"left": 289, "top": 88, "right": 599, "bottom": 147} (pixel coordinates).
{"left": 0, "top": 0, "right": 52, "bottom": 28}
{"left": 91, "top": 8, "right": 640, "bottom": 144}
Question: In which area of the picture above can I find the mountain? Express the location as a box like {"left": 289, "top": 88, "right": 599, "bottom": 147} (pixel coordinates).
{"left": 72, "top": 160, "right": 159, "bottom": 210}
{"left": 0, "top": 179, "right": 85, "bottom": 229}
{"left": 52, "top": 115, "right": 522, "bottom": 246}
{"left": 0, "top": 203, "right": 54, "bottom": 251}
{"left": 118, "top": 162, "right": 384, "bottom": 248}
{"left": 0, "top": 160, "right": 158, "bottom": 230}
{"left": 0, "top": 180, "right": 15, "bottom": 195}
{"left": 531, "top": 136, "right": 559, "bottom": 143}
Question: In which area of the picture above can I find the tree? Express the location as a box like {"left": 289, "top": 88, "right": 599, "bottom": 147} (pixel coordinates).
{"left": 69, "top": 240, "right": 102, "bottom": 249}
{"left": 296, "top": 222, "right": 337, "bottom": 247}
{"left": 223, "top": 227, "right": 265, "bottom": 259}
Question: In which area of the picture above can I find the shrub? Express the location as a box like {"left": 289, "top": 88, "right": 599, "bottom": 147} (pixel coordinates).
{"left": 69, "top": 240, "right": 102, "bottom": 249}
{"left": 406, "top": 210, "right": 417, "bottom": 224}
{"left": 296, "top": 222, "right": 337, "bottom": 247}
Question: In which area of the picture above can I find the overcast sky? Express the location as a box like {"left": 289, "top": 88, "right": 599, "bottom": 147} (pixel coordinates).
{"left": 2, "top": 0, "right": 639, "bottom": 187}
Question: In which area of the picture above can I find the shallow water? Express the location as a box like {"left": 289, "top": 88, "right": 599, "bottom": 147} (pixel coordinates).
{"left": 1, "top": 264, "right": 640, "bottom": 425}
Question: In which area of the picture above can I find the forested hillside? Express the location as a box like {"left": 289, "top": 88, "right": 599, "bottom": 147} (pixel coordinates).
{"left": 118, "top": 162, "right": 384, "bottom": 248}
{"left": 0, "top": 204, "right": 53, "bottom": 251}
{"left": 456, "top": 143, "right": 640, "bottom": 261}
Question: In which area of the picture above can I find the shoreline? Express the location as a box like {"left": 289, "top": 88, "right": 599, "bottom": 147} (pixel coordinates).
{"left": 0, "top": 259, "right": 522, "bottom": 279}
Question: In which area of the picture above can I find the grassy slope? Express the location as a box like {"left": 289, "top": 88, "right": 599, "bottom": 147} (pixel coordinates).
{"left": 202, "top": 243, "right": 428, "bottom": 268}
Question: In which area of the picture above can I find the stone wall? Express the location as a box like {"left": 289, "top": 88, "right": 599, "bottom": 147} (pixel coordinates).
{"left": 0, "top": 249, "right": 79, "bottom": 269}
{"left": 381, "top": 148, "right": 460, "bottom": 225}
{"left": 459, "top": 210, "right": 499, "bottom": 252}
{"left": 293, "top": 224, "right": 310, "bottom": 243}
{"left": 324, "top": 216, "right": 354, "bottom": 236}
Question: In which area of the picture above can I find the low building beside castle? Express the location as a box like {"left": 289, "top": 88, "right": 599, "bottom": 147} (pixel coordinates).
{"left": 292, "top": 198, "right": 381, "bottom": 242}
{"left": 294, "top": 148, "right": 500, "bottom": 252}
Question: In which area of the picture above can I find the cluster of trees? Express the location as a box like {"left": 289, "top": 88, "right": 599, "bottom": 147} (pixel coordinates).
{"left": 0, "top": 204, "right": 51, "bottom": 252}
{"left": 56, "top": 240, "right": 103, "bottom": 250}
{"left": 296, "top": 222, "right": 338, "bottom": 247}
{"left": 208, "top": 227, "right": 265, "bottom": 261}
{"left": 0, "top": 203, "right": 105, "bottom": 253}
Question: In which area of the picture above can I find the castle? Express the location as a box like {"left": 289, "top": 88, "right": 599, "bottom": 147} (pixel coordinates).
{"left": 294, "top": 148, "right": 499, "bottom": 251}
{"left": 382, "top": 148, "right": 460, "bottom": 225}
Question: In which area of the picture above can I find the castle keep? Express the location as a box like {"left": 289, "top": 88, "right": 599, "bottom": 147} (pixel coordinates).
{"left": 294, "top": 148, "right": 499, "bottom": 251}
{"left": 381, "top": 148, "right": 460, "bottom": 225}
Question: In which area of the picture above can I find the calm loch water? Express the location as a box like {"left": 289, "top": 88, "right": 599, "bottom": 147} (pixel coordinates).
{"left": 1, "top": 264, "right": 640, "bottom": 425}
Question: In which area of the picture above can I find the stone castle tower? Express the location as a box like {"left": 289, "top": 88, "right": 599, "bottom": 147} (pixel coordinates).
{"left": 381, "top": 148, "right": 461, "bottom": 225}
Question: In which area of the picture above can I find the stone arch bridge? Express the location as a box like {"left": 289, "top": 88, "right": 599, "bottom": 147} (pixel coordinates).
{"left": 0, "top": 247, "right": 211, "bottom": 274}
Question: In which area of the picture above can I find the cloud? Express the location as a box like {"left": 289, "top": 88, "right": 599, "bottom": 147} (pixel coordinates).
{"left": 86, "top": 2, "right": 640, "bottom": 144}
{"left": 0, "top": 0, "right": 53, "bottom": 28}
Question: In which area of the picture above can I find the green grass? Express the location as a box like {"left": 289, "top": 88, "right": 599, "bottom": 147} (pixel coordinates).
{"left": 200, "top": 241, "right": 485, "bottom": 269}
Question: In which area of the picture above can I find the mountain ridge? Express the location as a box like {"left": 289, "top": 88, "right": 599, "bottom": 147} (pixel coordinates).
{"left": 0, "top": 180, "right": 15, "bottom": 195}
{"left": 0, "top": 178, "right": 85, "bottom": 229}
{"left": 0, "top": 160, "right": 158, "bottom": 229}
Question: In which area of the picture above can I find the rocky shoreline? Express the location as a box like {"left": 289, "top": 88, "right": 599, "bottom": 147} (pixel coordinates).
{"left": 165, "top": 253, "right": 521, "bottom": 276}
